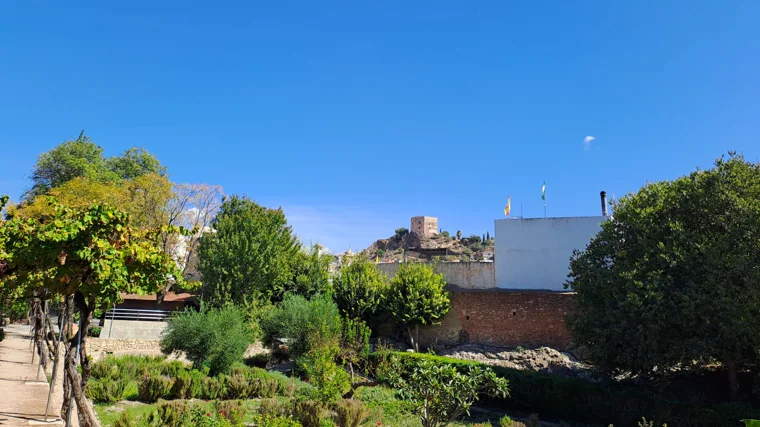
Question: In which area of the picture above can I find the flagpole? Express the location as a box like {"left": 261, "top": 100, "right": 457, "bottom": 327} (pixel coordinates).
{"left": 544, "top": 200, "right": 546, "bottom": 218}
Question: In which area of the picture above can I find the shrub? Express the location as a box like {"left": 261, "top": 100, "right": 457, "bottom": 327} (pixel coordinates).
{"left": 114, "top": 411, "right": 136, "bottom": 427}
{"left": 293, "top": 400, "right": 325, "bottom": 427}
{"left": 376, "top": 354, "right": 508, "bottom": 427}
{"left": 150, "top": 400, "right": 191, "bottom": 426}
{"left": 172, "top": 370, "right": 204, "bottom": 399}
{"left": 262, "top": 294, "right": 342, "bottom": 358}
{"left": 394, "top": 228, "right": 409, "bottom": 239}
{"left": 162, "top": 360, "right": 186, "bottom": 378}
{"left": 88, "top": 326, "right": 102, "bottom": 337}
{"left": 213, "top": 400, "right": 247, "bottom": 426}
{"left": 259, "top": 398, "right": 292, "bottom": 418}
{"left": 86, "top": 377, "right": 127, "bottom": 403}
{"left": 223, "top": 373, "right": 251, "bottom": 399}
{"left": 202, "top": 377, "right": 226, "bottom": 400}
{"left": 498, "top": 416, "right": 514, "bottom": 427}
{"left": 297, "top": 347, "right": 351, "bottom": 405}
{"left": 369, "top": 351, "right": 760, "bottom": 427}
{"left": 138, "top": 374, "right": 173, "bottom": 403}
{"left": 161, "top": 305, "right": 253, "bottom": 376}
{"left": 339, "top": 318, "right": 370, "bottom": 380}
{"left": 334, "top": 399, "right": 368, "bottom": 427}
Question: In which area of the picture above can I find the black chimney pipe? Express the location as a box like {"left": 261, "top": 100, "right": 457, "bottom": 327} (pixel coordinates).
{"left": 600, "top": 191, "right": 608, "bottom": 216}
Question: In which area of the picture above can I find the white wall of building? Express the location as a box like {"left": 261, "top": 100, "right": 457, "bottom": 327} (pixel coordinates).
{"left": 494, "top": 217, "right": 605, "bottom": 291}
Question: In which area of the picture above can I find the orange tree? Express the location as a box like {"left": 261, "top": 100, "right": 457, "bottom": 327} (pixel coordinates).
{"left": 0, "top": 196, "right": 185, "bottom": 427}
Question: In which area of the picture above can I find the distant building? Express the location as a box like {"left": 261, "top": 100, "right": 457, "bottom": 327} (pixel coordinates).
{"left": 411, "top": 216, "right": 438, "bottom": 238}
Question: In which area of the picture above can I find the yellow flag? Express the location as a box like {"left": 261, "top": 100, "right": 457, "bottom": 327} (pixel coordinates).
{"left": 375, "top": 255, "right": 379, "bottom": 264}
{"left": 504, "top": 196, "right": 511, "bottom": 217}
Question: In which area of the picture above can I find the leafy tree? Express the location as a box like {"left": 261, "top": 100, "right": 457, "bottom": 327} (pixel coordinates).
{"left": 378, "top": 356, "right": 509, "bottom": 427}
{"left": 160, "top": 305, "right": 253, "bottom": 375}
{"left": 439, "top": 231, "right": 450, "bottom": 238}
{"left": 332, "top": 255, "right": 388, "bottom": 322}
{"left": 105, "top": 147, "right": 167, "bottom": 181}
{"left": 25, "top": 133, "right": 165, "bottom": 199}
{"left": 567, "top": 153, "right": 760, "bottom": 400}
{"left": 289, "top": 245, "right": 333, "bottom": 298}
{"left": 394, "top": 227, "right": 409, "bottom": 239}
{"left": 387, "top": 263, "right": 450, "bottom": 351}
{"left": 468, "top": 235, "right": 481, "bottom": 244}
{"left": 456, "top": 230, "right": 462, "bottom": 240}
{"left": 199, "top": 196, "right": 301, "bottom": 305}
{"left": 0, "top": 196, "right": 184, "bottom": 427}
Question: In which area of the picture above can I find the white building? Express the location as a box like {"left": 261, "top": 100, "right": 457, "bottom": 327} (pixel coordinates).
{"left": 493, "top": 216, "right": 605, "bottom": 291}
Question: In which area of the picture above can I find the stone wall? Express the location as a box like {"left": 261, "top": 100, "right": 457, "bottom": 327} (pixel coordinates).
{"left": 416, "top": 288, "right": 575, "bottom": 349}
{"left": 88, "top": 338, "right": 162, "bottom": 353}
{"left": 378, "top": 262, "right": 495, "bottom": 290}
{"left": 101, "top": 320, "right": 168, "bottom": 340}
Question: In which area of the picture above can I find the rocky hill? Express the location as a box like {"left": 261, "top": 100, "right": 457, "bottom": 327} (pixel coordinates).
{"left": 361, "top": 230, "right": 494, "bottom": 263}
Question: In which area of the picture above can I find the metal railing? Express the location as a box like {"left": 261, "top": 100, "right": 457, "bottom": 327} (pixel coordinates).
{"left": 105, "top": 308, "right": 173, "bottom": 322}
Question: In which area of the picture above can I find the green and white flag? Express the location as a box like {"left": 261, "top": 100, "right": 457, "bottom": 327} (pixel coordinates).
{"left": 541, "top": 182, "right": 546, "bottom": 201}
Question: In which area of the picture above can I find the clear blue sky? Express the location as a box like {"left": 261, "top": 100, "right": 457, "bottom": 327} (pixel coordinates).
{"left": 1, "top": 1, "right": 759, "bottom": 252}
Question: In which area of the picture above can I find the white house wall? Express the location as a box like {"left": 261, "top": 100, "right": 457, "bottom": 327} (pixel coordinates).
{"left": 494, "top": 217, "right": 605, "bottom": 291}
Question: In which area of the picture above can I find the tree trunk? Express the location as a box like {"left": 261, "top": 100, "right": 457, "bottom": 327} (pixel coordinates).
{"left": 65, "top": 349, "right": 101, "bottom": 427}
{"left": 60, "top": 294, "right": 74, "bottom": 425}
{"left": 415, "top": 324, "right": 420, "bottom": 353}
{"left": 33, "top": 295, "right": 48, "bottom": 369}
{"left": 407, "top": 327, "right": 416, "bottom": 352}
{"left": 726, "top": 358, "right": 739, "bottom": 401}
{"left": 75, "top": 293, "right": 94, "bottom": 388}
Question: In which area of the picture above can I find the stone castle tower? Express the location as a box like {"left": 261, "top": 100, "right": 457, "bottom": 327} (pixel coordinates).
{"left": 411, "top": 216, "right": 438, "bottom": 238}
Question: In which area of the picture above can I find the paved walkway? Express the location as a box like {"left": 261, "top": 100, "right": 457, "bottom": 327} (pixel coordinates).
{"left": 0, "top": 324, "right": 77, "bottom": 427}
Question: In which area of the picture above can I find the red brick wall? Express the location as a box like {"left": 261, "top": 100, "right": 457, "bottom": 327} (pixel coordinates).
{"left": 418, "top": 289, "right": 576, "bottom": 349}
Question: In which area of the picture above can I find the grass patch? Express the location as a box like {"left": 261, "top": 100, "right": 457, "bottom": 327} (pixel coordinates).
{"left": 95, "top": 402, "right": 158, "bottom": 427}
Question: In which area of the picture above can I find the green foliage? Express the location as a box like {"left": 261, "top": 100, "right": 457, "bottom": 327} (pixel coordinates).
{"left": 334, "top": 399, "right": 369, "bottom": 427}
{"left": 376, "top": 249, "right": 385, "bottom": 258}
{"left": 262, "top": 294, "right": 342, "bottom": 358}
{"left": 332, "top": 255, "right": 388, "bottom": 321}
{"left": 386, "top": 263, "right": 450, "bottom": 349}
{"left": 339, "top": 318, "right": 371, "bottom": 377}
{"left": 26, "top": 134, "right": 165, "bottom": 199}
{"left": 290, "top": 245, "right": 333, "bottom": 298}
{"left": 468, "top": 235, "right": 481, "bottom": 244}
{"left": 743, "top": 420, "right": 760, "bottom": 427}
{"left": 86, "top": 377, "right": 127, "bottom": 403}
{"left": 171, "top": 370, "right": 204, "bottom": 399}
{"left": 114, "top": 411, "right": 136, "bottom": 427}
{"left": 160, "top": 305, "right": 253, "bottom": 376}
{"left": 439, "top": 231, "right": 450, "bottom": 238}
{"left": 147, "top": 400, "right": 241, "bottom": 427}
{"left": 394, "top": 228, "right": 409, "bottom": 239}
{"left": 198, "top": 196, "right": 303, "bottom": 305}
{"left": 138, "top": 374, "right": 173, "bottom": 403}
{"left": 376, "top": 354, "right": 508, "bottom": 427}
{"left": 201, "top": 377, "right": 226, "bottom": 400}
{"left": 293, "top": 400, "right": 326, "bottom": 427}
{"left": 369, "top": 351, "right": 760, "bottom": 427}
{"left": 88, "top": 326, "right": 102, "bottom": 337}
{"left": 297, "top": 346, "right": 351, "bottom": 405}
{"left": 0, "top": 198, "right": 185, "bottom": 314}
{"left": 498, "top": 416, "right": 514, "bottom": 427}
{"left": 567, "top": 154, "right": 760, "bottom": 394}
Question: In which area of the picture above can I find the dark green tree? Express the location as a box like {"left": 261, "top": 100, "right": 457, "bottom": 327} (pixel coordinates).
{"left": 387, "top": 263, "right": 450, "bottom": 351}
{"left": 26, "top": 133, "right": 166, "bottom": 199}
{"left": 289, "top": 244, "right": 332, "bottom": 298}
{"left": 486, "top": 231, "right": 490, "bottom": 240}
{"left": 198, "top": 196, "right": 301, "bottom": 305}
{"left": 332, "top": 254, "right": 388, "bottom": 321}
{"left": 567, "top": 153, "right": 760, "bottom": 400}
{"left": 394, "top": 227, "right": 409, "bottom": 239}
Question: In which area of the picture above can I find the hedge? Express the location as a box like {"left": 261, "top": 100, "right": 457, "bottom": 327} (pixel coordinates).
{"left": 368, "top": 351, "right": 758, "bottom": 427}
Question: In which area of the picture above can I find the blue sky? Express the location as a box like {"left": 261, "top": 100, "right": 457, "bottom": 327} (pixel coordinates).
{"left": 1, "top": 1, "right": 759, "bottom": 252}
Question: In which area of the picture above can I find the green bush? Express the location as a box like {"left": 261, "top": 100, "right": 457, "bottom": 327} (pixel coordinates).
{"left": 259, "top": 398, "right": 293, "bottom": 418}
{"left": 202, "top": 377, "right": 226, "bottom": 400}
{"left": 213, "top": 400, "right": 247, "bottom": 426}
{"left": 88, "top": 326, "right": 102, "bottom": 337}
{"left": 172, "top": 370, "right": 204, "bottom": 399}
{"left": 498, "top": 415, "right": 514, "bottom": 427}
{"left": 162, "top": 360, "right": 186, "bottom": 378}
{"left": 293, "top": 400, "right": 325, "bottom": 427}
{"left": 334, "top": 399, "right": 369, "bottom": 427}
{"left": 369, "top": 351, "right": 760, "bottom": 427}
{"left": 262, "top": 294, "right": 342, "bottom": 358}
{"left": 86, "top": 377, "right": 127, "bottom": 403}
{"left": 297, "top": 347, "right": 351, "bottom": 405}
{"left": 161, "top": 305, "right": 253, "bottom": 376}
{"left": 114, "top": 411, "right": 135, "bottom": 427}
{"left": 138, "top": 374, "right": 173, "bottom": 403}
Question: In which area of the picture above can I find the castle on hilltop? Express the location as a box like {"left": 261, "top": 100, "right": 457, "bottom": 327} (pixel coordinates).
{"left": 411, "top": 216, "right": 438, "bottom": 238}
